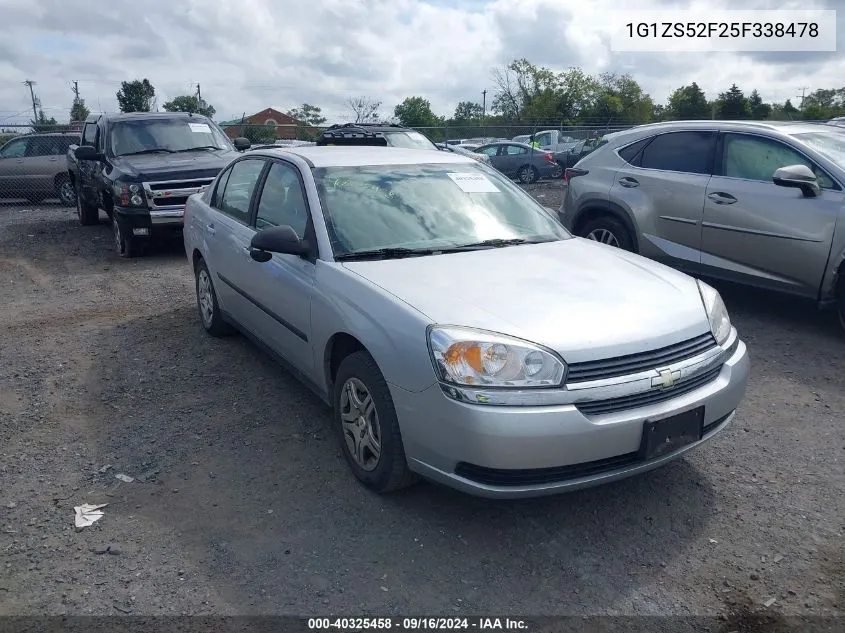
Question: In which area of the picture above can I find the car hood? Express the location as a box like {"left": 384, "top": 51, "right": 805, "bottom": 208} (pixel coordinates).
{"left": 112, "top": 149, "right": 239, "bottom": 181}
{"left": 342, "top": 239, "right": 712, "bottom": 363}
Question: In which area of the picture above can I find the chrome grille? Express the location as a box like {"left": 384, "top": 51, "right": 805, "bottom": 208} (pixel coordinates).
{"left": 566, "top": 333, "right": 717, "bottom": 383}
{"left": 143, "top": 178, "right": 214, "bottom": 209}
{"left": 576, "top": 365, "right": 722, "bottom": 416}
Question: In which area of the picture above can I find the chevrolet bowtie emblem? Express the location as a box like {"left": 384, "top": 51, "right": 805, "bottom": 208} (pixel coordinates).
{"left": 652, "top": 368, "right": 681, "bottom": 389}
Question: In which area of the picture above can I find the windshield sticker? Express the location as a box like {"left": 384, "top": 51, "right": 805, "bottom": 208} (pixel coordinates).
{"left": 189, "top": 123, "right": 212, "bottom": 133}
{"left": 447, "top": 172, "right": 500, "bottom": 193}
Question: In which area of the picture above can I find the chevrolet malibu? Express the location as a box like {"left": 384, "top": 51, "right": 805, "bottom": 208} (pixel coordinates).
{"left": 183, "top": 146, "right": 750, "bottom": 498}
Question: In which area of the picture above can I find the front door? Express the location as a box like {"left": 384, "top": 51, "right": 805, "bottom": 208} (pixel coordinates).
{"left": 701, "top": 132, "right": 842, "bottom": 298}
{"left": 0, "top": 137, "right": 30, "bottom": 198}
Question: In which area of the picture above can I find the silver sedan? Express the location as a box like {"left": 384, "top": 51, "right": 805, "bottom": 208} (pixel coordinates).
{"left": 183, "top": 146, "right": 750, "bottom": 498}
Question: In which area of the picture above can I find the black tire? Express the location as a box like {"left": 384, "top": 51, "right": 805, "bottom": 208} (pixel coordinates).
{"left": 76, "top": 188, "right": 99, "bottom": 226}
{"left": 194, "top": 258, "right": 234, "bottom": 337}
{"left": 333, "top": 351, "right": 418, "bottom": 493}
{"left": 578, "top": 215, "right": 634, "bottom": 251}
{"left": 837, "top": 277, "right": 845, "bottom": 333}
{"left": 55, "top": 175, "right": 76, "bottom": 207}
{"left": 112, "top": 215, "right": 141, "bottom": 258}
{"left": 518, "top": 165, "right": 539, "bottom": 184}
{"left": 550, "top": 162, "right": 563, "bottom": 179}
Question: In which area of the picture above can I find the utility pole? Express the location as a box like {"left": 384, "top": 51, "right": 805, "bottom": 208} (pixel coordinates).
{"left": 481, "top": 89, "right": 487, "bottom": 137}
{"left": 71, "top": 80, "right": 80, "bottom": 101}
{"left": 196, "top": 83, "right": 202, "bottom": 106}
{"left": 797, "top": 87, "right": 809, "bottom": 109}
{"left": 24, "top": 80, "right": 38, "bottom": 121}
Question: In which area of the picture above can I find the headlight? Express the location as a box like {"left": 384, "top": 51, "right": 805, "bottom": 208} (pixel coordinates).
{"left": 114, "top": 181, "right": 145, "bottom": 207}
{"left": 696, "top": 280, "right": 731, "bottom": 345}
{"left": 427, "top": 326, "right": 566, "bottom": 388}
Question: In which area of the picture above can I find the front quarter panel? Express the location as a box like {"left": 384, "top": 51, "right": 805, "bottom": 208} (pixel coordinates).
{"left": 310, "top": 262, "right": 436, "bottom": 394}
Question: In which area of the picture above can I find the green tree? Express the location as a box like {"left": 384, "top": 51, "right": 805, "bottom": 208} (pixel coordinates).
{"left": 286, "top": 103, "right": 327, "bottom": 126}
{"left": 582, "top": 73, "right": 653, "bottom": 124}
{"left": 715, "top": 84, "right": 751, "bottom": 119}
{"left": 748, "top": 90, "right": 771, "bottom": 120}
{"left": 453, "top": 101, "right": 484, "bottom": 122}
{"left": 394, "top": 96, "right": 441, "bottom": 127}
{"left": 666, "top": 82, "right": 710, "bottom": 120}
{"left": 70, "top": 98, "right": 90, "bottom": 123}
{"left": 116, "top": 79, "right": 156, "bottom": 113}
{"left": 242, "top": 123, "right": 277, "bottom": 144}
{"left": 491, "top": 58, "right": 560, "bottom": 120}
{"left": 162, "top": 95, "right": 215, "bottom": 118}
{"left": 30, "top": 109, "right": 59, "bottom": 132}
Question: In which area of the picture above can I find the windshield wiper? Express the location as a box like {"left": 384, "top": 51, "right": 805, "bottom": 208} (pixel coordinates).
{"left": 118, "top": 148, "right": 175, "bottom": 156}
{"left": 442, "top": 237, "right": 557, "bottom": 251}
{"left": 172, "top": 146, "right": 221, "bottom": 153}
{"left": 335, "top": 247, "right": 439, "bottom": 261}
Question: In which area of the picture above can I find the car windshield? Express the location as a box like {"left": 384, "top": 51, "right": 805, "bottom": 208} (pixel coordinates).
{"left": 313, "top": 163, "right": 569, "bottom": 257}
{"left": 794, "top": 131, "right": 845, "bottom": 166}
{"left": 110, "top": 118, "right": 232, "bottom": 157}
{"left": 382, "top": 131, "right": 438, "bottom": 151}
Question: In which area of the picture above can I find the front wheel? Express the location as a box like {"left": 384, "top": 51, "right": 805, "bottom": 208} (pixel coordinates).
{"left": 113, "top": 216, "right": 141, "bottom": 258}
{"left": 578, "top": 216, "right": 634, "bottom": 252}
{"left": 76, "top": 188, "right": 99, "bottom": 225}
{"left": 333, "top": 351, "right": 418, "bottom": 493}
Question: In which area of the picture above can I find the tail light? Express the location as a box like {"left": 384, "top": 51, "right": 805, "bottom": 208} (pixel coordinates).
{"left": 543, "top": 152, "right": 555, "bottom": 163}
{"left": 564, "top": 168, "right": 588, "bottom": 184}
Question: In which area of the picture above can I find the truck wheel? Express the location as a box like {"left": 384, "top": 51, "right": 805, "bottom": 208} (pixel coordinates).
{"left": 113, "top": 216, "right": 140, "bottom": 258}
{"left": 76, "top": 190, "right": 99, "bottom": 226}
{"left": 55, "top": 175, "right": 76, "bottom": 207}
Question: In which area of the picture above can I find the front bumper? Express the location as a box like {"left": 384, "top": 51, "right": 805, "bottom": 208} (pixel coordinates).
{"left": 390, "top": 337, "right": 749, "bottom": 499}
{"left": 114, "top": 205, "right": 184, "bottom": 234}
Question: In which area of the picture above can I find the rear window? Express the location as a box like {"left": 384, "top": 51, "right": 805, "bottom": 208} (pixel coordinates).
{"left": 617, "top": 138, "right": 652, "bottom": 165}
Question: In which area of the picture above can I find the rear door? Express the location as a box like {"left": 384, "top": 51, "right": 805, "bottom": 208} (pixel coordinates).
{"left": 700, "top": 132, "right": 842, "bottom": 297}
{"left": 23, "top": 136, "right": 63, "bottom": 196}
{"left": 203, "top": 157, "right": 268, "bottom": 329}
{"left": 498, "top": 144, "right": 529, "bottom": 177}
{"left": 608, "top": 130, "right": 716, "bottom": 269}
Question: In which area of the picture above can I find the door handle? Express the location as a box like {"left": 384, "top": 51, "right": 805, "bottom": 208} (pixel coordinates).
{"left": 206, "top": 223, "right": 215, "bottom": 235}
{"left": 707, "top": 192, "right": 737, "bottom": 205}
{"left": 618, "top": 176, "right": 639, "bottom": 188}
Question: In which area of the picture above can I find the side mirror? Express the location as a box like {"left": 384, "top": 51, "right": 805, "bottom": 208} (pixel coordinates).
{"left": 233, "top": 137, "right": 251, "bottom": 151}
{"left": 75, "top": 145, "right": 105, "bottom": 162}
{"left": 772, "top": 164, "right": 821, "bottom": 198}
{"left": 250, "top": 225, "right": 309, "bottom": 261}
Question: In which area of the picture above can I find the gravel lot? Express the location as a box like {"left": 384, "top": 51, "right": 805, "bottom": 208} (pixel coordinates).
{"left": 1, "top": 182, "right": 843, "bottom": 627}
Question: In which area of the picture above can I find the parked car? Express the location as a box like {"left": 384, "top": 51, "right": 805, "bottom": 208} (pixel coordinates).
{"left": 554, "top": 136, "right": 608, "bottom": 169}
{"left": 828, "top": 117, "right": 845, "bottom": 127}
{"left": 474, "top": 141, "right": 563, "bottom": 183}
{"left": 435, "top": 142, "right": 491, "bottom": 164}
{"left": 316, "top": 123, "right": 439, "bottom": 151}
{"left": 184, "top": 145, "right": 749, "bottom": 498}
{"left": 67, "top": 112, "right": 250, "bottom": 257}
{"left": 0, "top": 132, "right": 79, "bottom": 206}
{"left": 560, "top": 120, "right": 845, "bottom": 329}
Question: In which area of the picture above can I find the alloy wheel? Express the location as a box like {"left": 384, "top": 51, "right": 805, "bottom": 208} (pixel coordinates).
{"left": 197, "top": 269, "right": 215, "bottom": 329}
{"left": 587, "top": 228, "right": 620, "bottom": 247}
{"left": 339, "top": 377, "right": 382, "bottom": 471}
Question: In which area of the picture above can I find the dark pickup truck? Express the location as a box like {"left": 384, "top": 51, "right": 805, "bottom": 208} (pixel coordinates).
{"left": 67, "top": 112, "right": 250, "bottom": 257}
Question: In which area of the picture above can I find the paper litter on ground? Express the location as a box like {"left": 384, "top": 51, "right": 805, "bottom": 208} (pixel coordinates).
{"left": 74, "top": 503, "right": 108, "bottom": 528}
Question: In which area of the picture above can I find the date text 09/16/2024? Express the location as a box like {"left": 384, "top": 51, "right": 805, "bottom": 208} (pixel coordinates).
{"left": 307, "top": 617, "right": 528, "bottom": 631}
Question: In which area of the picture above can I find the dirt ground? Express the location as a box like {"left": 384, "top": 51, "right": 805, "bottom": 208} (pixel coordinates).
{"left": 0, "top": 185, "right": 843, "bottom": 625}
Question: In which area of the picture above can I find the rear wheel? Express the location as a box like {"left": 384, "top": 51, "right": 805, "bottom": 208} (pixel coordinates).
{"left": 837, "top": 276, "right": 845, "bottom": 333}
{"left": 518, "top": 165, "right": 539, "bottom": 184}
{"left": 578, "top": 215, "right": 634, "bottom": 251}
{"left": 55, "top": 175, "right": 76, "bottom": 207}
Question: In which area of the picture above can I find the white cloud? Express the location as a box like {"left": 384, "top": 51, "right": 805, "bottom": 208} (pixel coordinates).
{"left": 0, "top": 0, "right": 842, "bottom": 126}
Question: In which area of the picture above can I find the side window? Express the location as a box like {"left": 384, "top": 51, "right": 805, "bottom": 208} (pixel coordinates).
{"left": 535, "top": 133, "right": 552, "bottom": 146}
{"left": 618, "top": 137, "right": 652, "bottom": 166}
{"left": 476, "top": 146, "right": 498, "bottom": 157}
{"left": 26, "top": 137, "right": 63, "bottom": 157}
{"left": 722, "top": 134, "right": 835, "bottom": 189}
{"left": 255, "top": 162, "right": 309, "bottom": 237}
{"left": 82, "top": 123, "right": 97, "bottom": 146}
{"left": 640, "top": 131, "right": 716, "bottom": 175}
{"left": 211, "top": 167, "right": 233, "bottom": 208}
{"left": 0, "top": 138, "right": 27, "bottom": 158}
{"left": 506, "top": 145, "right": 528, "bottom": 155}
{"left": 217, "top": 159, "right": 265, "bottom": 223}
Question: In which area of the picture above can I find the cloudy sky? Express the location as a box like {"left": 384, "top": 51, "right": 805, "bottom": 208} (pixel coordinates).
{"left": 0, "top": 0, "right": 842, "bottom": 126}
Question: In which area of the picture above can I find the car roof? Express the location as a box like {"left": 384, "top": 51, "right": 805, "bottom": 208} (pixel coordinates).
{"left": 247, "top": 146, "right": 477, "bottom": 168}
{"left": 479, "top": 141, "right": 533, "bottom": 148}
{"left": 621, "top": 119, "right": 843, "bottom": 135}
{"left": 98, "top": 112, "right": 212, "bottom": 122}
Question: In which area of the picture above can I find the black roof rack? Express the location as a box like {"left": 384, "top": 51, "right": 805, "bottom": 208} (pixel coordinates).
{"left": 315, "top": 124, "right": 389, "bottom": 147}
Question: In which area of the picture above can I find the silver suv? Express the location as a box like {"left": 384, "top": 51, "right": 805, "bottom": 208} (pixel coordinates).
{"left": 560, "top": 120, "right": 845, "bottom": 329}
